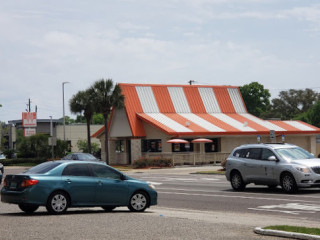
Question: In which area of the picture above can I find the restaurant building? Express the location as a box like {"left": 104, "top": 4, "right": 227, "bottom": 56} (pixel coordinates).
{"left": 92, "top": 83, "right": 320, "bottom": 165}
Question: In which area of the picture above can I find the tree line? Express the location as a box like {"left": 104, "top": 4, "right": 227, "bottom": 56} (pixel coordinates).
{"left": 239, "top": 82, "right": 320, "bottom": 128}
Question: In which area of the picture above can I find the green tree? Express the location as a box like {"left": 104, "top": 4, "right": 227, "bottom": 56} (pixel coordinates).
{"left": 239, "top": 82, "right": 271, "bottom": 117}
{"left": 17, "top": 134, "right": 50, "bottom": 158}
{"left": 90, "top": 79, "right": 124, "bottom": 164}
{"left": 261, "top": 88, "right": 320, "bottom": 120}
{"left": 69, "top": 90, "right": 95, "bottom": 153}
{"left": 77, "top": 139, "right": 100, "bottom": 153}
{"left": 295, "top": 100, "right": 320, "bottom": 128}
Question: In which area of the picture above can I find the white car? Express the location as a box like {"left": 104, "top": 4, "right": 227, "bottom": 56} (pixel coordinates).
{"left": 225, "top": 143, "right": 320, "bottom": 193}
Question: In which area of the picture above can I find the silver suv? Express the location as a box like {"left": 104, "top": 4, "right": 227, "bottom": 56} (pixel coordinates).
{"left": 225, "top": 143, "right": 320, "bottom": 193}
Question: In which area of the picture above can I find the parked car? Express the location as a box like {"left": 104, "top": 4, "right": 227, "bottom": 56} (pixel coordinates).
{"left": 1, "top": 160, "right": 157, "bottom": 214}
{"left": 62, "top": 153, "right": 99, "bottom": 161}
{"left": 0, "top": 163, "right": 3, "bottom": 185}
{"left": 225, "top": 143, "right": 320, "bottom": 193}
{"left": 0, "top": 153, "right": 5, "bottom": 160}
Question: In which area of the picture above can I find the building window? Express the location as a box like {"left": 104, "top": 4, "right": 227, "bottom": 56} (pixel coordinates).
{"left": 141, "top": 139, "right": 162, "bottom": 152}
{"left": 115, "top": 140, "right": 125, "bottom": 153}
{"left": 205, "top": 138, "right": 220, "bottom": 153}
{"left": 172, "top": 140, "right": 193, "bottom": 152}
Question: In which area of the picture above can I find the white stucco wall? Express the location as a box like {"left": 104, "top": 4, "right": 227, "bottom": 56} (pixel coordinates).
{"left": 56, "top": 124, "right": 103, "bottom": 152}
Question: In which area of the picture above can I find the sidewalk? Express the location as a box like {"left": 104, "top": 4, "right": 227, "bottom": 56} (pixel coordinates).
{"left": 129, "top": 164, "right": 223, "bottom": 175}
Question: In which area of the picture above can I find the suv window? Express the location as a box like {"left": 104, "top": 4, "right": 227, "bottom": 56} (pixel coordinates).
{"left": 62, "top": 164, "right": 92, "bottom": 177}
{"left": 261, "top": 149, "right": 276, "bottom": 160}
{"left": 233, "top": 149, "right": 248, "bottom": 158}
{"left": 246, "top": 148, "right": 262, "bottom": 160}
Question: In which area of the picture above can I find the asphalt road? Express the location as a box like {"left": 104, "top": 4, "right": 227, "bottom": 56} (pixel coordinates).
{"left": 129, "top": 171, "right": 320, "bottom": 222}
{"left": 0, "top": 166, "right": 319, "bottom": 240}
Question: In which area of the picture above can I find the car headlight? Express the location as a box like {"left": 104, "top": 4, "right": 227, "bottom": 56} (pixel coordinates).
{"left": 148, "top": 184, "right": 156, "bottom": 189}
{"left": 295, "top": 167, "right": 311, "bottom": 173}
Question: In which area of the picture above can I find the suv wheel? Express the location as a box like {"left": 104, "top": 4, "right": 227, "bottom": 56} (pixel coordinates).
{"left": 281, "top": 173, "right": 298, "bottom": 194}
{"left": 231, "top": 171, "right": 245, "bottom": 191}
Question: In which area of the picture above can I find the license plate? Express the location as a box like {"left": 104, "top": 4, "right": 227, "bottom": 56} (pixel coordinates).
{"left": 9, "top": 182, "right": 17, "bottom": 189}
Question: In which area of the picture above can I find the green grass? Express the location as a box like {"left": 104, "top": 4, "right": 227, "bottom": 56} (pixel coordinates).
{"left": 264, "top": 225, "right": 320, "bottom": 236}
{"left": 192, "top": 170, "right": 225, "bottom": 175}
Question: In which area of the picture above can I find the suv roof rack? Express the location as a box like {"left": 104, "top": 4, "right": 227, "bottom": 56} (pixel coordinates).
{"left": 264, "top": 143, "right": 286, "bottom": 145}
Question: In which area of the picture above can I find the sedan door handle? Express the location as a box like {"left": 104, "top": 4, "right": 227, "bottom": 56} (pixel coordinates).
{"left": 65, "top": 179, "right": 72, "bottom": 184}
{"left": 98, "top": 181, "right": 103, "bottom": 186}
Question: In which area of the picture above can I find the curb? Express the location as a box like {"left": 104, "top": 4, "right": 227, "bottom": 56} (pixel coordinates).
{"left": 254, "top": 227, "right": 320, "bottom": 240}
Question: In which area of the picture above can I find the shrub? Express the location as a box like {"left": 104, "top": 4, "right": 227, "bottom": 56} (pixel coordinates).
{"left": 133, "top": 157, "right": 172, "bottom": 169}
{"left": 1, "top": 158, "right": 48, "bottom": 166}
{"left": 221, "top": 159, "right": 227, "bottom": 170}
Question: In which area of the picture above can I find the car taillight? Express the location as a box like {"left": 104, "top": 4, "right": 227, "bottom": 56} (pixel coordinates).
{"left": 3, "top": 178, "right": 7, "bottom": 187}
{"left": 21, "top": 179, "right": 39, "bottom": 188}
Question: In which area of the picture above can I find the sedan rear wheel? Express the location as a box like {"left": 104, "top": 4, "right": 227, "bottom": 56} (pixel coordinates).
{"left": 46, "top": 191, "right": 69, "bottom": 214}
{"left": 230, "top": 171, "right": 245, "bottom": 191}
{"left": 128, "top": 191, "right": 149, "bottom": 212}
{"left": 281, "top": 173, "right": 298, "bottom": 194}
{"left": 18, "top": 203, "right": 39, "bottom": 214}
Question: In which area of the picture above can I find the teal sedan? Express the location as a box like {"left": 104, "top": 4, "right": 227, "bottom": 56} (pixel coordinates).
{"left": 1, "top": 160, "right": 157, "bottom": 214}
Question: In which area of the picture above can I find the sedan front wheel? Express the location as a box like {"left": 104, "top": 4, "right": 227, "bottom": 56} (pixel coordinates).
{"left": 128, "top": 191, "right": 149, "bottom": 212}
{"left": 281, "top": 173, "right": 298, "bottom": 194}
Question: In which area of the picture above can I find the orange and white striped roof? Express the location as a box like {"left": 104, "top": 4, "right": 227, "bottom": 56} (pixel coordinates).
{"left": 94, "top": 83, "right": 320, "bottom": 137}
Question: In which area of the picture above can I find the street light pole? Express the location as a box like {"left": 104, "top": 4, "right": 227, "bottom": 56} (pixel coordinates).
{"left": 62, "top": 82, "right": 70, "bottom": 143}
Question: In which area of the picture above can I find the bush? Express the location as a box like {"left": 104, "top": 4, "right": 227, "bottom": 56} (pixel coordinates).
{"left": 133, "top": 157, "right": 172, "bottom": 169}
{"left": 221, "top": 159, "right": 227, "bottom": 170}
{"left": 1, "top": 158, "right": 48, "bottom": 166}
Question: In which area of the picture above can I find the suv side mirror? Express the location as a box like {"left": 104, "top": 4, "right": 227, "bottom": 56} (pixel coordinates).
{"left": 268, "top": 156, "right": 278, "bottom": 162}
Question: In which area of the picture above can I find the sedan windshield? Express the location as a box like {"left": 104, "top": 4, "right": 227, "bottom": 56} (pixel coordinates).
{"left": 78, "top": 154, "right": 97, "bottom": 160}
{"left": 275, "top": 147, "right": 314, "bottom": 161}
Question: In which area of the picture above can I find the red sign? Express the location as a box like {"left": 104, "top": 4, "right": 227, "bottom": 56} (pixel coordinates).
{"left": 22, "top": 112, "right": 37, "bottom": 127}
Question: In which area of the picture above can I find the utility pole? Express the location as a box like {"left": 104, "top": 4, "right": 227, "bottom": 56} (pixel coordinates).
{"left": 50, "top": 116, "right": 54, "bottom": 159}
{"left": 62, "top": 82, "right": 70, "bottom": 143}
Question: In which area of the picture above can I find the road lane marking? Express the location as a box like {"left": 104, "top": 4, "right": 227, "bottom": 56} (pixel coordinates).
{"left": 147, "top": 181, "right": 163, "bottom": 186}
{"left": 157, "top": 191, "right": 320, "bottom": 204}
{"left": 249, "top": 203, "right": 320, "bottom": 215}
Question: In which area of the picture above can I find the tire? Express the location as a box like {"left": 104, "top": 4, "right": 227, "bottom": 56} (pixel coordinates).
{"left": 46, "top": 191, "right": 69, "bottom": 214}
{"left": 128, "top": 191, "right": 149, "bottom": 212}
{"left": 230, "top": 171, "right": 245, "bottom": 191}
{"left": 102, "top": 206, "right": 116, "bottom": 212}
{"left": 281, "top": 173, "right": 298, "bottom": 194}
{"left": 18, "top": 203, "right": 39, "bottom": 214}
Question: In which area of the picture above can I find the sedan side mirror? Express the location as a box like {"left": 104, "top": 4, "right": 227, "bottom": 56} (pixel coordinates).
{"left": 268, "top": 156, "right": 278, "bottom": 162}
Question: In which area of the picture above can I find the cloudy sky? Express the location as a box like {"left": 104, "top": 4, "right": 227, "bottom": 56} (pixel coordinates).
{"left": 1, "top": 0, "right": 320, "bottom": 123}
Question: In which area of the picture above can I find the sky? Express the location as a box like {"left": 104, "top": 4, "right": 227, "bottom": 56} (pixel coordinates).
{"left": 1, "top": 0, "right": 320, "bottom": 123}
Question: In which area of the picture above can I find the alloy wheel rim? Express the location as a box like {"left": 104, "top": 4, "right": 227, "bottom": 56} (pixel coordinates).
{"left": 51, "top": 194, "right": 67, "bottom": 212}
{"left": 131, "top": 194, "right": 147, "bottom": 210}
{"left": 232, "top": 175, "right": 240, "bottom": 188}
{"left": 283, "top": 176, "right": 293, "bottom": 191}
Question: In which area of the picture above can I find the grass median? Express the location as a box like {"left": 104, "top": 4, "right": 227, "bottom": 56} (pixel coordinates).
{"left": 264, "top": 225, "right": 320, "bottom": 236}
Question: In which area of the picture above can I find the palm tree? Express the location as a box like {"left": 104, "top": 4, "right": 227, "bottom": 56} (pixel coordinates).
{"left": 90, "top": 79, "right": 124, "bottom": 164}
{"left": 69, "top": 90, "right": 95, "bottom": 153}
